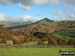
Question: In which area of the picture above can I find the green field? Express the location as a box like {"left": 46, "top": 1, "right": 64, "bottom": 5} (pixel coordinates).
{"left": 21, "top": 41, "right": 48, "bottom": 45}
{"left": 0, "top": 48, "right": 75, "bottom": 56}
{"left": 21, "top": 42, "right": 38, "bottom": 45}
{"left": 53, "top": 33, "right": 75, "bottom": 39}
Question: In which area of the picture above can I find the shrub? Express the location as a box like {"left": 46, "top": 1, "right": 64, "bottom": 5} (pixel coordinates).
{"left": 57, "top": 39, "right": 67, "bottom": 45}
{"left": 48, "top": 38, "right": 57, "bottom": 46}
{"left": 37, "top": 41, "right": 45, "bottom": 45}
{"left": 68, "top": 39, "right": 75, "bottom": 47}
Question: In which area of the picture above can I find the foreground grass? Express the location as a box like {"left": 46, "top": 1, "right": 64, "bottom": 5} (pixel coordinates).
{"left": 0, "top": 48, "right": 75, "bottom": 56}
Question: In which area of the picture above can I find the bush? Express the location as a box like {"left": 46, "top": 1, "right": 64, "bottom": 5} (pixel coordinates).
{"left": 68, "top": 39, "right": 75, "bottom": 47}
{"left": 37, "top": 41, "right": 45, "bottom": 45}
{"left": 48, "top": 38, "right": 57, "bottom": 46}
{"left": 12, "top": 39, "right": 19, "bottom": 44}
{"left": 57, "top": 39, "right": 67, "bottom": 45}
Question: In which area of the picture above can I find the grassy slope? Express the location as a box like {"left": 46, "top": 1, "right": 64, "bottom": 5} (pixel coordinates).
{"left": 0, "top": 48, "right": 74, "bottom": 56}
{"left": 53, "top": 33, "right": 75, "bottom": 39}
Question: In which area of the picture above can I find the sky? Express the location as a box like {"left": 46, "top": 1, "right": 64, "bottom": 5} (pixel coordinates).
{"left": 0, "top": 0, "right": 75, "bottom": 22}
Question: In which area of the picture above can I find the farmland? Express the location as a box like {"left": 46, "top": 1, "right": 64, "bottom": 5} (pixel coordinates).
{"left": 0, "top": 48, "right": 75, "bottom": 56}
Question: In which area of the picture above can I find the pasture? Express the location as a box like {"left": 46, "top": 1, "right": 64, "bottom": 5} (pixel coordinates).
{"left": 0, "top": 48, "right": 75, "bottom": 56}
{"left": 21, "top": 41, "right": 48, "bottom": 45}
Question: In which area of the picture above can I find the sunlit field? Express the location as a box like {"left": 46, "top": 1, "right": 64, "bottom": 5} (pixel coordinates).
{"left": 0, "top": 48, "right": 75, "bottom": 56}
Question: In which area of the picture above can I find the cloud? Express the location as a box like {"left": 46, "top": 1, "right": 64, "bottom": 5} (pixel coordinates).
{"left": 53, "top": 13, "right": 75, "bottom": 21}
{"left": 0, "top": 13, "right": 6, "bottom": 21}
{"left": 0, "top": 0, "right": 75, "bottom": 6}
{"left": 20, "top": 15, "right": 43, "bottom": 22}
{"left": 19, "top": 4, "right": 31, "bottom": 10}
{"left": 53, "top": 16, "right": 67, "bottom": 21}
{"left": 37, "top": 14, "right": 43, "bottom": 17}
{"left": 6, "top": 16, "right": 22, "bottom": 22}
{"left": 48, "top": 0, "right": 61, "bottom": 6}
{"left": 0, "top": 13, "right": 43, "bottom": 22}
{"left": 53, "top": 10, "right": 62, "bottom": 15}
{"left": 0, "top": 0, "right": 61, "bottom": 6}
{"left": 66, "top": 0, "right": 75, "bottom": 4}
{"left": 0, "top": 0, "right": 74, "bottom": 13}
{"left": 20, "top": 15, "right": 33, "bottom": 21}
{"left": 69, "top": 13, "right": 75, "bottom": 20}
{"left": 63, "top": 3, "right": 75, "bottom": 20}
{"left": 0, "top": 0, "right": 19, "bottom": 4}
{"left": 6, "top": 15, "right": 35, "bottom": 22}
{"left": 0, "top": 0, "right": 75, "bottom": 21}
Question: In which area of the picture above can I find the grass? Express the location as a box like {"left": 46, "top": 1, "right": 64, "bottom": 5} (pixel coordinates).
{"left": 21, "top": 41, "right": 48, "bottom": 45}
{"left": 0, "top": 48, "right": 75, "bottom": 56}
{"left": 21, "top": 42, "right": 38, "bottom": 45}
{"left": 53, "top": 33, "right": 75, "bottom": 39}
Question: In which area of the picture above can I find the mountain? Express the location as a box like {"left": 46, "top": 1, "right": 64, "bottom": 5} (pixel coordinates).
{"left": 0, "top": 18, "right": 75, "bottom": 44}
{"left": 15, "top": 18, "right": 75, "bottom": 39}
{"left": 7, "top": 21, "right": 33, "bottom": 30}
{"left": 19, "top": 18, "right": 57, "bottom": 33}
{"left": 0, "top": 21, "right": 33, "bottom": 30}
{"left": 0, "top": 21, "right": 32, "bottom": 27}
{"left": 35, "top": 18, "right": 54, "bottom": 24}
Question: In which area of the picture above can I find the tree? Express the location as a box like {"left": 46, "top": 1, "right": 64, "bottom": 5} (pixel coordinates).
{"left": 24, "top": 37, "right": 30, "bottom": 42}
{"left": 37, "top": 41, "right": 45, "bottom": 45}
{"left": 57, "top": 39, "right": 67, "bottom": 45}
{"left": 48, "top": 38, "right": 57, "bottom": 46}
{"left": 68, "top": 39, "right": 75, "bottom": 47}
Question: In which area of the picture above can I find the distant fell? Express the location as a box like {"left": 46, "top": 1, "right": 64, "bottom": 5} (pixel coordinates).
{"left": 35, "top": 18, "right": 54, "bottom": 24}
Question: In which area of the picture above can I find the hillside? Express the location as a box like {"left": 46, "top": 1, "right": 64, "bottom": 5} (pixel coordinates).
{"left": 56, "top": 21, "right": 75, "bottom": 29}
{"left": 22, "top": 18, "right": 57, "bottom": 33}
{"left": 0, "top": 27, "right": 26, "bottom": 44}
{"left": 13, "top": 18, "right": 75, "bottom": 39}
{"left": 0, "top": 27, "right": 39, "bottom": 44}
{"left": 54, "top": 21, "right": 75, "bottom": 39}
{"left": 0, "top": 21, "right": 32, "bottom": 29}
{"left": 0, "top": 18, "right": 75, "bottom": 44}
{"left": 0, "top": 27, "right": 14, "bottom": 43}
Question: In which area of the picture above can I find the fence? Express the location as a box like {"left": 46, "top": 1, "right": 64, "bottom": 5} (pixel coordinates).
{"left": 0, "top": 45, "right": 74, "bottom": 48}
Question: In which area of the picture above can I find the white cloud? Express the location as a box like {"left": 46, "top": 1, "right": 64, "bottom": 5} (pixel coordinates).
{"left": 19, "top": 4, "right": 31, "bottom": 10}
{"left": 53, "top": 10, "right": 62, "bottom": 15}
{"left": 63, "top": 3, "right": 75, "bottom": 20}
{"left": 70, "top": 13, "right": 75, "bottom": 18}
{"left": 6, "top": 16, "right": 21, "bottom": 22}
{"left": 32, "top": 0, "right": 48, "bottom": 6}
{"left": 53, "top": 13, "right": 75, "bottom": 21}
{"left": 0, "top": 13, "right": 6, "bottom": 21}
{"left": 53, "top": 16, "right": 67, "bottom": 21}
{"left": 0, "top": 0, "right": 75, "bottom": 21}
{"left": 21, "top": 15, "right": 33, "bottom": 21}
{"left": 20, "top": 15, "right": 43, "bottom": 22}
{"left": 5, "top": 15, "right": 34, "bottom": 22}
{"left": 0, "top": 13, "right": 43, "bottom": 22}
{"left": 37, "top": 14, "right": 43, "bottom": 17}
{"left": 0, "top": 13, "right": 75, "bottom": 22}
{"left": 69, "top": 13, "right": 75, "bottom": 20}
